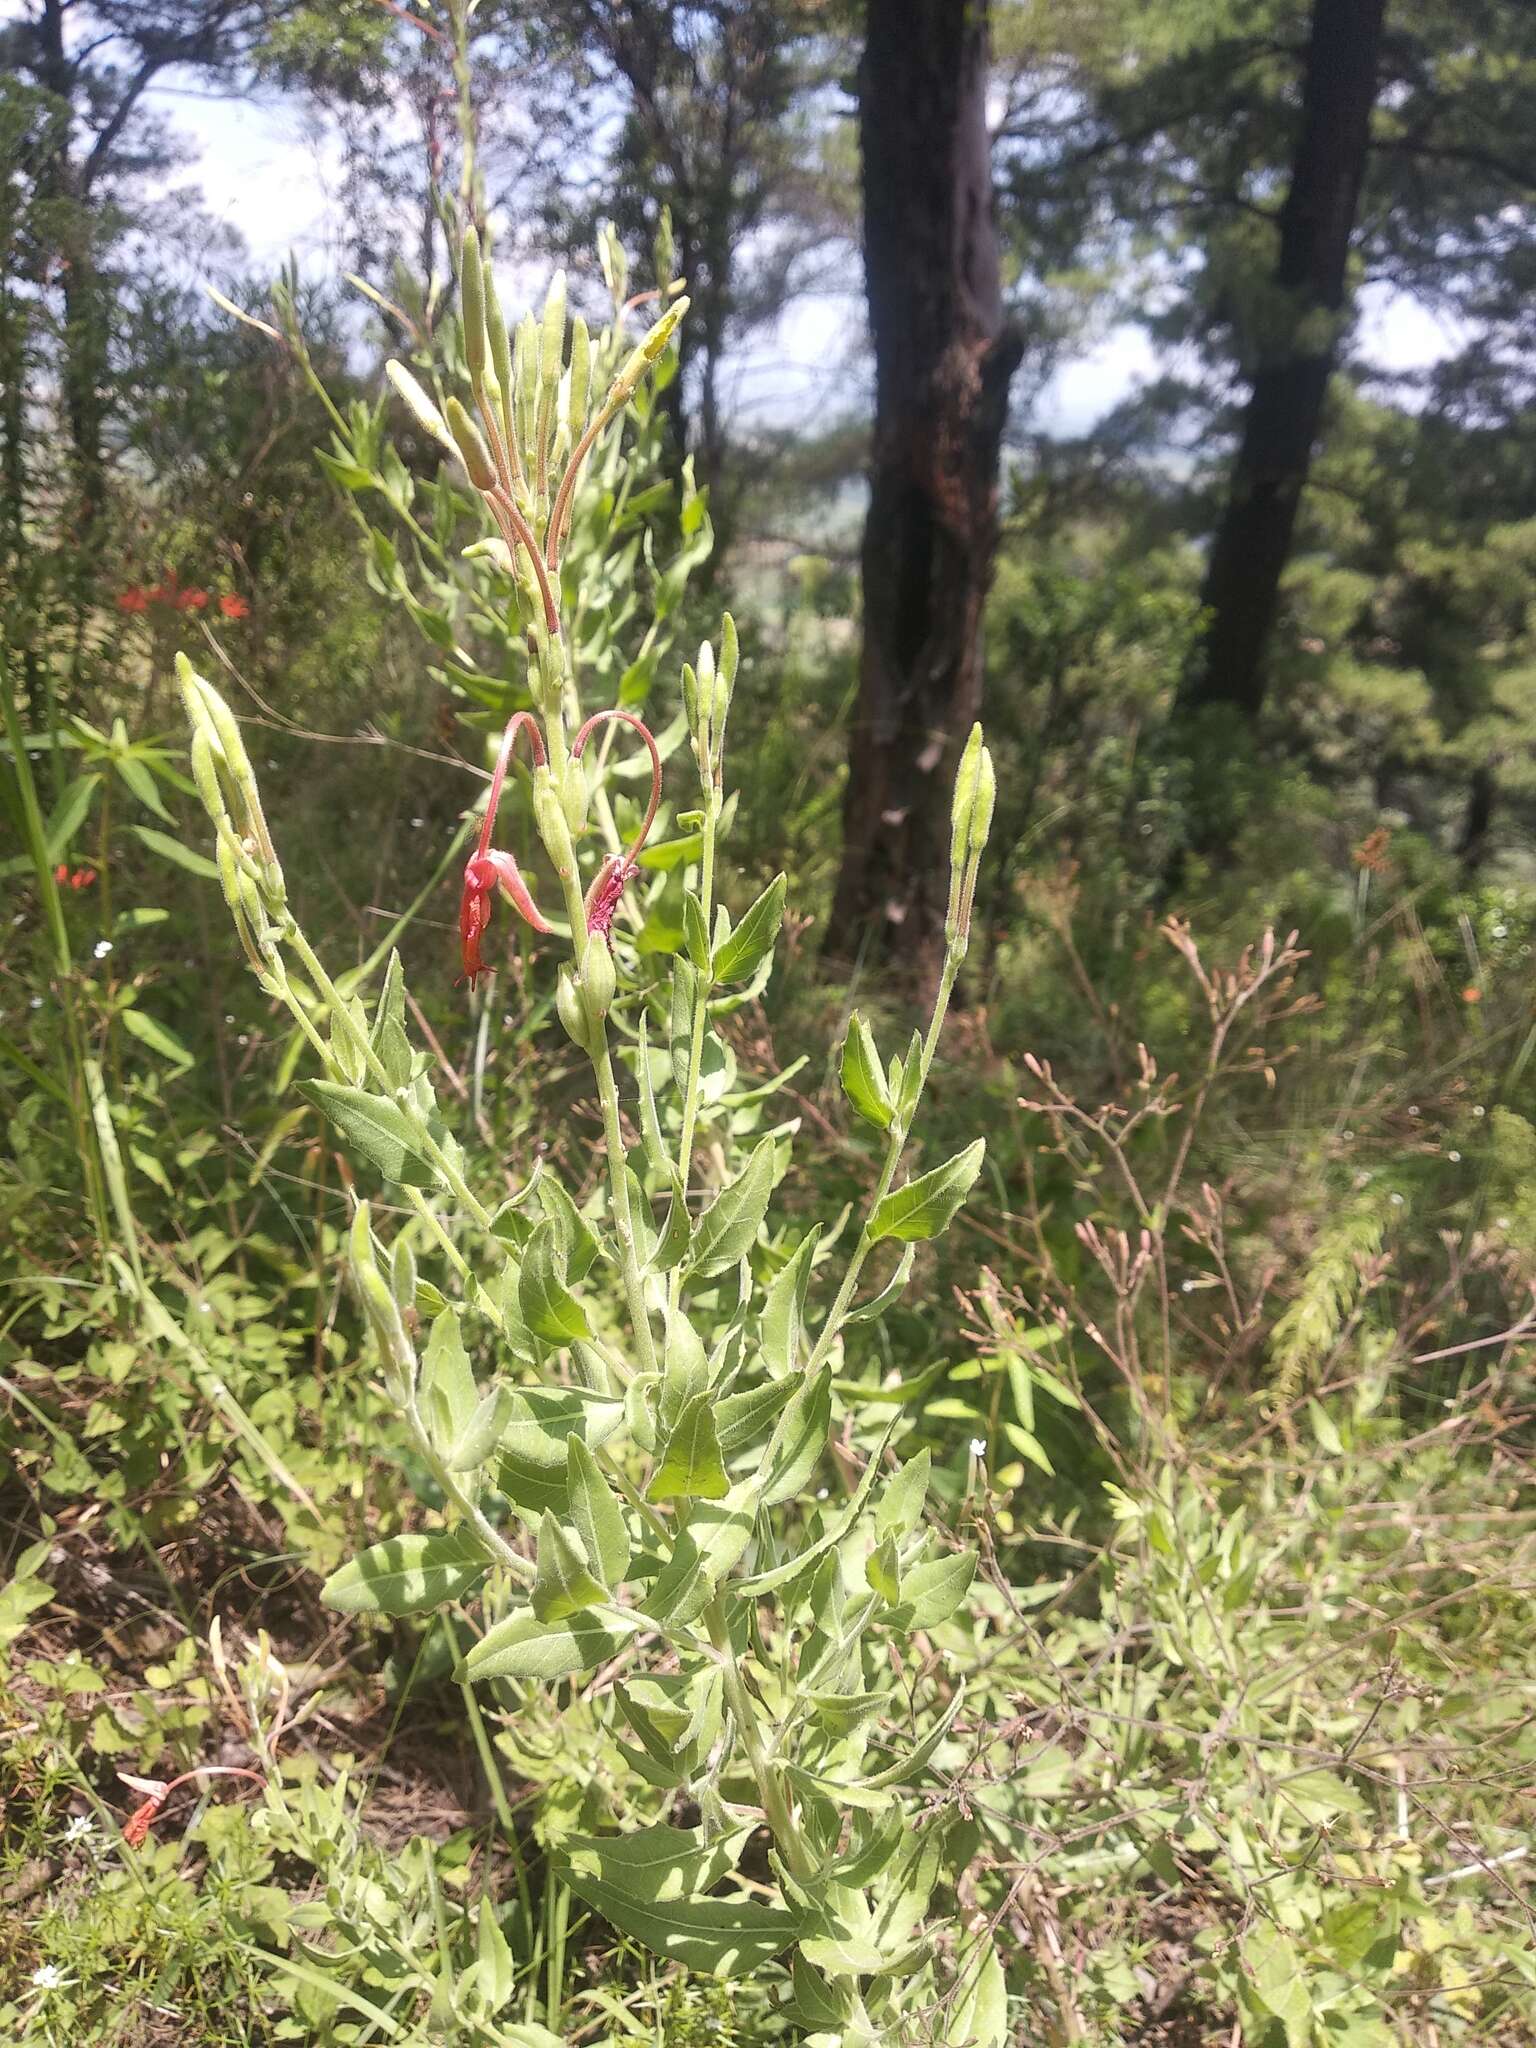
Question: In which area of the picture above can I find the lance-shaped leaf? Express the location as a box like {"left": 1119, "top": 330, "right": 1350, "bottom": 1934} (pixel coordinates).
{"left": 760, "top": 1225, "right": 819, "bottom": 1377}
{"left": 875, "top": 1447, "right": 931, "bottom": 1541}
{"left": 844, "top": 1244, "right": 916, "bottom": 1325}
{"left": 643, "top": 1479, "right": 760, "bottom": 1626}
{"left": 867, "top": 1138, "right": 985, "bottom": 1245}
{"left": 562, "top": 1823, "right": 801, "bottom": 1978}
{"left": 461, "top": 1607, "right": 640, "bottom": 1684}
{"left": 421, "top": 1309, "right": 477, "bottom": 1453}
{"left": 497, "top": 1391, "right": 625, "bottom": 1520}
{"left": 895, "top": 1548, "right": 977, "bottom": 1631}
{"left": 531, "top": 1511, "right": 609, "bottom": 1621}
{"left": 566, "top": 1434, "right": 630, "bottom": 1588}
{"left": 446, "top": 1382, "right": 519, "bottom": 1472}
{"left": 688, "top": 1135, "right": 776, "bottom": 1276}
{"left": 300, "top": 1081, "right": 440, "bottom": 1188}
{"left": 840, "top": 1011, "right": 893, "bottom": 1129}
{"left": 321, "top": 1529, "right": 488, "bottom": 1618}
{"left": 760, "top": 1363, "right": 832, "bottom": 1506}
{"left": 857, "top": 1680, "right": 967, "bottom": 1792}
{"left": 738, "top": 1420, "right": 894, "bottom": 1594}
{"left": 518, "top": 1217, "right": 591, "bottom": 1345}
{"left": 712, "top": 873, "right": 786, "bottom": 984}
{"left": 714, "top": 1375, "right": 794, "bottom": 1459}
{"left": 648, "top": 1391, "right": 729, "bottom": 1502}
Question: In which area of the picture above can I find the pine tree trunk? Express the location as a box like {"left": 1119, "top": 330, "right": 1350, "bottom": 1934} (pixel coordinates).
{"left": 826, "top": 0, "right": 1019, "bottom": 973}
{"left": 1181, "top": 0, "right": 1387, "bottom": 720}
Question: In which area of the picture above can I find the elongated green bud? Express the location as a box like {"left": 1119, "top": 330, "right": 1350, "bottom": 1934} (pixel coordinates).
{"left": 597, "top": 221, "right": 628, "bottom": 307}
{"left": 950, "top": 724, "right": 985, "bottom": 874}
{"left": 605, "top": 298, "right": 689, "bottom": 418}
{"left": 540, "top": 269, "right": 567, "bottom": 391}
{"left": 682, "top": 660, "right": 699, "bottom": 733}
{"left": 190, "top": 727, "right": 230, "bottom": 831}
{"left": 460, "top": 225, "right": 486, "bottom": 386}
{"left": 483, "top": 256, "right": 517, "bottom": 472}
{"left": 385, "top": 360, "right": 456, "bottom": 455}
{"left": 969, "top": 742, "right": 996, "bottom": 858}
{"left": 514, "top": 314, "right": 538, "bottom": 470}
{"left": 568, "top": 315, "right": 591, "bottom": 441}
{"left": 445, "top": 395, "right": 497, "bottom": 490}
{"left": 719, "top": 612, "right": 739, "bottom": 705}
{"left": 654, "top": 207, "right": 675, "bottom": 295}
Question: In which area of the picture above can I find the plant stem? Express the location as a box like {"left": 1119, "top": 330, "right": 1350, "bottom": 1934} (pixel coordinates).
{"left": 704, "top": 1593, "right": 815, "bottom": 1883}
{"left": 668, "top": 785, "right": 720, "bottom": 1311}
{"left": 805, "top": 941, "right": 964, "bottom": 1374}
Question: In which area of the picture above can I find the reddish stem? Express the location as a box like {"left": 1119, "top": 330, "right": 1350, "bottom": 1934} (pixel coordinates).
{"left": 479, "top": 710, "right": 547, "bottom": 860}
{"left": 572, "top": 709, "right": 663, "bottom": 867}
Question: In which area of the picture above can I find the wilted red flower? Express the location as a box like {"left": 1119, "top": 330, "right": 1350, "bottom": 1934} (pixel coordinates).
{"left": 459, "top": 712, "right": 553, "bottom": 988}
{"left": 116, "top": 587, "right": 150, "bottom": 613}
{"left": 571, "top": 710, "right": 662, "bottom": 937}
{"left": 218, "top": 593, "right": 250, "bottom": 619}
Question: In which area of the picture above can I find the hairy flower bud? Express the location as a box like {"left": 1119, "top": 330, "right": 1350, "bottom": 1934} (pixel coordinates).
{"left": 580, "top": 934, "right": 617, "bottom": 1028}
{"left": 460, "top": 226, "right": 486, "bottom": 387}
{"left": 446, "top": 396, "right": 497, "bottom": 490}
{"left": 557, "top": 964, "right": 596, "bottom": 1052}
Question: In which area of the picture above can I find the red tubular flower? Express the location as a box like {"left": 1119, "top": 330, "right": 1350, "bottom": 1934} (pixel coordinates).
{"left": 459, "top": 711, "right": 553, "bottom": 987}
{"left": 176, "top": 588, "right": 209, "bottom": 612}
{"left": 572, "top": 710, "right": 662, "bottom": 937}
{"left": 116, "top": 587, "right": 149, "bottom": 613}
{"left": 54, "top": 862, "right": 70, "bottom": 883}
{"left": 218, "top": 593, "right": 251, "bottom": 619}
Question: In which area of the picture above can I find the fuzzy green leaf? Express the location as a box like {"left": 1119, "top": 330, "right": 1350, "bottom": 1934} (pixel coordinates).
{"left": 461, "top": 1607, "right": 639, "bottom": 1684}
{"left": 562, "top": 1824, "right": 800, "bottom": 1978}
{"left": 840, "top": 1011, "right": 893, "bottom": 1129}
{"left": 518, "top": 1218, "right": 591, "bottom": 1345}
{"left": 300, "top": 1081, "right": 440, "bottom": 1187}
{"left": 321, "top": 1530, "right": 487, "bottom": 1617}
{"left": 566, "top": 1434, "right": 630, "bottom": 1589}
{"left": 648, "top": 1391, "right": 729, "bottom": 1502}
{"left": 712, "top": 873, "right": 786, "bottom": 983}
{"left": 531, "top": 1511, "right": 609, "bottom": 1621}
{"left": 688, "top": 1136, "right": 776, "bottom": 1276}
{"left": 867, "top": 1139, "right": 985, "bottom": 1245}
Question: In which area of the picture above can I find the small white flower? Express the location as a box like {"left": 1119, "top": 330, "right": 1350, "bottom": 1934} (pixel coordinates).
{"left": 1408, "top": 1105, "right": 1420, "bottom": 1118}
{"left": 969, "top": 1437, "right": 987, "bottom": 1459}
{"left": 815, "top": 1486, "right": 829, "bottom": 1500}
{"left": 62, "top": 1814, "right": 95, "bottom": 1845}
{"left": 411, "top": 816, "right": 425, "bottom": 829}
{"left": 30, "top": 995, "right": 43, "bottom": 1009}
{"left": 1390, "top": 1193, "right": 1405, "bottom": 1206}
{"left": 1497, "top": 1216, "right": 1511, "bottom": 1230}
{"left": 1448, "top": 1150, "right": 1461, "bottom": 1163}
{"left": 31, "top": 1964, "right": 67, "bottom": 1991}
{"left": 1180, "top": 1279, "right": 1195, "bottom": 1294}
{"left": 1491, "top": 923, "right": 1508, "bottom": 939}
{"left": 1473, "top": 1105, "right": 1486, "bottom": 1118}
{"left": 92, "top": 938, "right": 112, "bottom": 959}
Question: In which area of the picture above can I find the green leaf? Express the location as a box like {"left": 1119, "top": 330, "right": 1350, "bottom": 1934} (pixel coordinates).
{"left": 946, "top": 1940, "right": 1008, "bottom": 2048}
{"left": 321, "top": 1530, "right": 487, "bottom": 1617}
{"left": 300, "top": 1080, "right": 440, "bottom": 1187}
{"left": 761, "top": 1363, "right": 832, "bottom": 1506}
{"left": 898, "top": 1548, "right": 977, "bottom": 1630}
{"left": 120, "top": 1006, "right": 195, "bottom": 1070}
{"left": 739, "top": 1421, "right": 893, "bottom": 1594}
{"left": 648, "top": 1391, "right": 729, "bottom": 1502}
{"left": 43, "top": 772, "right": 102, "bottom": 863}
{"left": 531, "top": 1511, "right": 609, "bottom": 1621}
{"left": 859, "top": 1679, "right": 966, "bottom": 1790}
{"left": 127, "top": 824, "right": 220, "bottom": 879}
{"left": 659, "top": 1305, "right": 710, "bottom": 1432}
{"left": 563, "top": 1824, "right": 801, "bottom": 1977}
{"left": 1242, "top": 1923, "right": 1312, "bottom": 2047}
{"left": 840, "top": 1011, "right": 893, "bottom": 1129}
{"left": 868, "top": 1139, "right": 985, "bottom": 1245}
{"left": 689, "top": 1135, "right": 776, "bottom": 1276}
{"left": 682, "top": 888, "right": 712, "bottom": 972}
{"left": 496, "top": 1391, "right": 625, "bottom": 1519}
{"left": 475, "top": 1898, "right": 514, "bottom": 2012}
{"left": 421, "top": 1309, "right": 477, "bottom": 1452}
{"left": 715, "top": 1376, "right": 794, "bottom": 1458}
{"left": 712, "top": 873, "right": 786, "bottom": 983}
{"left": 867, "top": 1535, "right": 902, "bottom": 1604}
{"left": 761, "top": 1225, "right": 819, "bottom": 1376}
{"left": 566, "top": 1434, "right": 630, "bottom": 1589}
{"left": 876, "top": 1448, "right": 931, "bottom": 1540}
{"left": 461, "top": 1607, "right": 639, "bottom": 1684}
{"left": 446, "top": 1383, "right": 519, "bottom": 1471}
{"left": 844, "top": 1244, "right": 916, "bottom": 1325}
{"left": 643, "top": 1480, "right": 760, "bottom": 1626}
{"left": 518, "top": 1218, "right": 591, "bottom": 1345}
{"left": 669, "top": 954, "right": 699, "bottom": 1091}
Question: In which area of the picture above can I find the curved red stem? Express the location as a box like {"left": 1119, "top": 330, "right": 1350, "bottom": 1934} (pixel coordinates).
{"left": 479, "top": 710, "right": 547, "bottom": 860}
{"left": 571, "top": 709, "right": 662, "bottom": 868}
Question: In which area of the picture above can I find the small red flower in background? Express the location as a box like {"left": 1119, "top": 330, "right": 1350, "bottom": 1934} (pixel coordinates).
{"left": 218, "top": 593, "right": 250, "bottom": 619}
{"left": 175, "top": 588, "right": 209, "bottom": 612}
{"left": 53, "top": 862, "right": 69, "bottom": 883}
{"left": 117, "top": 587, "right": 150, "bottom": 613}
{"left": 51, "top": 864, "right": 96, "bottom": 889}
{"left": 459, "top": 712, "right": 553, "bottom": 988}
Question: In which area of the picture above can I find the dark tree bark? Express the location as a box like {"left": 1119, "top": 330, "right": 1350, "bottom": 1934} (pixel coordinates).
{"left": 826, "top": 0, "right": 1020, "bottom": 972}
{"left": 1181, "top": 0, "right": 1387, "bottom": 720}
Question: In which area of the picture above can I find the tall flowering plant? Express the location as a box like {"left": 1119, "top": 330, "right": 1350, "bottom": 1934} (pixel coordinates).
{"left": 181, "top": 231, "right": 1005, "bottom": 2047}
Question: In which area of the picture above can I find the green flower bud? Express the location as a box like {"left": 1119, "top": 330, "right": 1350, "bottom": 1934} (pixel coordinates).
{"left": 390, "top": 1235, "right": 418, "bottom": 1313}
{"left": 349, "top": 1202, "right": 415, "bottom": 1393}
{"left": 445, "top": 396, "right": 497, "bottom": 490}
{"left": 557, "top": 965, "right": 595, "bottom": 1052}
{"left": 580, "top": 934, "right": 617, "bottom": 1028}
{"left": 561, "top": 755, "right": 589, "bottom": 835}
{"left": 460, "top": 225, "right": 486, "bottom": 386}
{"left": 540, "top": 269, "right": 567, "bottom": 391}
{"left": 385, "top": 359, "right": 456, "bottom": 455}
{"left": 190, "top": 728, "right": 230, "bottom": 831}
{"left": 950, "top": 724, "right": 985, "bottom": 875}
{"left": 568, "top": 315, "right": 591, "bottom": 441}
{"left": 969, "top": 741, "right": 996, "bottom": 858}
